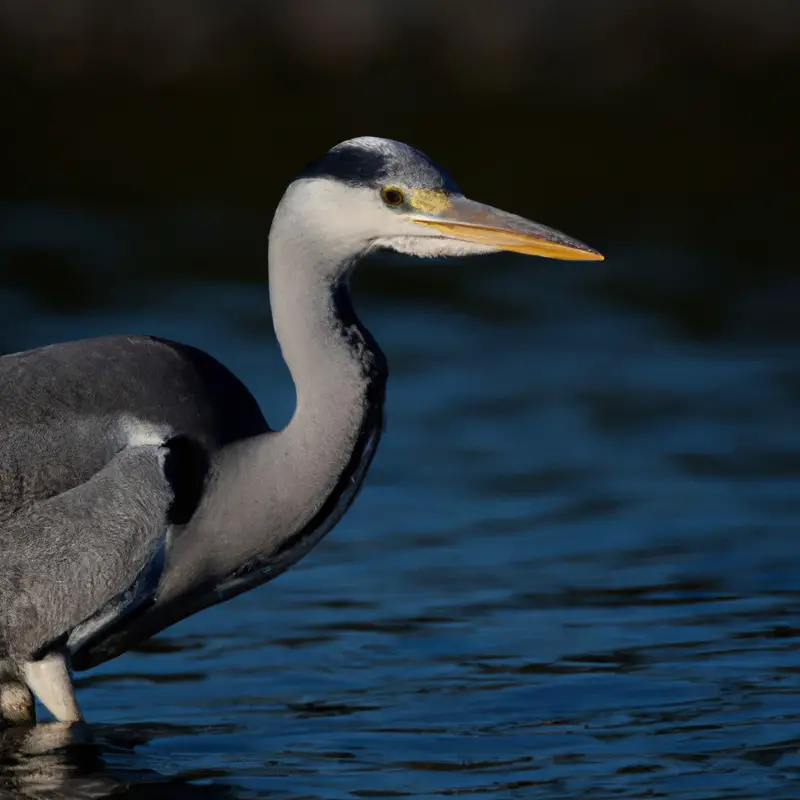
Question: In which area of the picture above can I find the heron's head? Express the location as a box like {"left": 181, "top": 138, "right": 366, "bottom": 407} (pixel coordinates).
{"left": 272, "top": 136, "right": 603, "bottom": 271}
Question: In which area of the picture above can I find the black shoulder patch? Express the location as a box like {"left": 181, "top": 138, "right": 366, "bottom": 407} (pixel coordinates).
{"left": 163, "top": 436, "right": 210, "bottom": 525}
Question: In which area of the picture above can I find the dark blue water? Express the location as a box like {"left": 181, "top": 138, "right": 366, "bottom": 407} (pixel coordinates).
{"left": 1, "top": 252, "right": 800, "bottom": 798}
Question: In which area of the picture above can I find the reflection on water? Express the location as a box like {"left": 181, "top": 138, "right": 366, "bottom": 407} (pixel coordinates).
{"left": 0, "top": 722, "right": 243, "bottom": 798}
{"left": 1, "top": 235, "right": 800, "bottom": 798}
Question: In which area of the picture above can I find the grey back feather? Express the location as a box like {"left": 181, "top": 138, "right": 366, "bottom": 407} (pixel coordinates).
{"left": 0, "top": 445, "right": 171, "bottom": 660}
{"left": 0, "top": 335, "right": 268, "bottom": 662}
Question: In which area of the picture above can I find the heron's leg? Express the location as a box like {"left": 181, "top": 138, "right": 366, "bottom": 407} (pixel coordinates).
{"left": 23, "top": 650, "right": 83, "bottom": 723}
{"left": 0, "top": 680, "right": 35, "bottom": 726}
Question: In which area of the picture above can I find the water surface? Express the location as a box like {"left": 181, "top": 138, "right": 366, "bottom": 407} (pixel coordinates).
{"left": 1, "top": 256, "right": 799, "bottom": 799}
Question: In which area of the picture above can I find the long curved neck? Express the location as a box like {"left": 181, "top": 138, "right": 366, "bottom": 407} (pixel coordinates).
{"left": 261, "top": 232, "right": 389, "bottom": 559}
{"left": 269, "top": 241, "right": 386, "bottom": 439}
{"left": 72, "top": 204, "right": 388, "bottom": 671}
{"left": 164, "top": 212, "right": 387, "bottom": 603}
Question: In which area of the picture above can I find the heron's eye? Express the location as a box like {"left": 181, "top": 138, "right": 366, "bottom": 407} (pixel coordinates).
{"left": 381, "top": 187, "right": 405, "bottom": 207}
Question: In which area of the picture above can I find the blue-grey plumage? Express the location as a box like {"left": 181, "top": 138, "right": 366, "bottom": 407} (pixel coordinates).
{"left": 0, "top": 336, "right": 269, "bottom": 722}
{"left": 0, "top": 136, "right": 602, "bottom": 726}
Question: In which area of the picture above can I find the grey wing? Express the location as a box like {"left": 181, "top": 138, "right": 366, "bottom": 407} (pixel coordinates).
{"left": 0, "top": 444, "right": 174, "bottom": 661}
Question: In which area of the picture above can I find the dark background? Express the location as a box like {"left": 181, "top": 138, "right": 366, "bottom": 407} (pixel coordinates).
{"left": 1, "top": 0, "right": 798, "bottom": 345}
{"left": 2, "top": 4, "right": 800, "bottom": 796}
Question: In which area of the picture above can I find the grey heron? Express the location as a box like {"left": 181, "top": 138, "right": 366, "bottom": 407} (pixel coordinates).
{"left": 0, "top": 136, "right": 602, "bottom": 726}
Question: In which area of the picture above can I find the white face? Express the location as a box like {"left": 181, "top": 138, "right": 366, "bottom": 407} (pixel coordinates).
{"left": 275, "top": 178, "right": 499, "bottom": 263}
{"left": 270, "top": 175, "right": 603, "bottom": 277}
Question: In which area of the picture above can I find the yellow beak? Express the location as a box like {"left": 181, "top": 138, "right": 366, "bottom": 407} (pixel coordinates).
{"left": 410, "top": 195, "right": 603, "bottom": 261}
